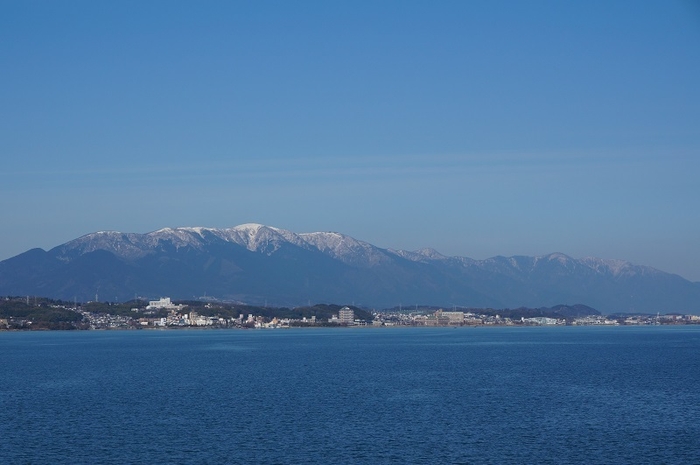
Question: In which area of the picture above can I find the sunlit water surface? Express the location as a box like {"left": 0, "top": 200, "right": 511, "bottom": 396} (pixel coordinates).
{"left": 2, "top": 326, "right": 699, "bottom": 464}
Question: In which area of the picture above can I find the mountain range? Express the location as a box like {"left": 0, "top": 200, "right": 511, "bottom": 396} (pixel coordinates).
{"left": 1, "top": 223, "right": 699, "bottom": 314}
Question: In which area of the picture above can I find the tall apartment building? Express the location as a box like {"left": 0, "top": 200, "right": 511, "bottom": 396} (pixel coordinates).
{"left": 338, "top": 307, "right": 355, "bottom": 325}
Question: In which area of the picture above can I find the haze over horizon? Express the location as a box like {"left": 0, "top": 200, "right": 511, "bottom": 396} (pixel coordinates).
{"left": 2, "top": 1, "right": 699, "bottom": 281}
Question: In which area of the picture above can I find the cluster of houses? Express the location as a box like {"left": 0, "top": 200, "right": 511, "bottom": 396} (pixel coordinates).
{"left": 132, "top": 299, "right": 363, "bottom": 329}
{"left": 374, "top": 309, "right": 700, "bottom": 326}
{"left": 377, "top": 310, "right": 565, "bottom": 326}
{"left": 6, "top": 295, "right": 700, "bottom": 330}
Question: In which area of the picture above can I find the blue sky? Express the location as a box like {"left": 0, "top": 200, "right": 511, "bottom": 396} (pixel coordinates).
{"left": 2, "top": 1, "right": 699, "bottom": 281}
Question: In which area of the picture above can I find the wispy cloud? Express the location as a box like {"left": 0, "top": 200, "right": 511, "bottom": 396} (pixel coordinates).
{"left": 6, "top": 148, "right": 687, "bottom": 181}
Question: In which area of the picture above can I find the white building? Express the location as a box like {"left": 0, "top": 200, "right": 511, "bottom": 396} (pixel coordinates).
{"left": 146, "top": 297, "right": 182, "bottom": 311}
{"left": 441, "top": 311, "right": 465, "bottom": 324}
{"left": 338, "top": 307, "right": 355, "bottom": 325}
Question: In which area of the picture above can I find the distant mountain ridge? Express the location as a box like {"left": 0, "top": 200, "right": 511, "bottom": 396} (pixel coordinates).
{"left": 1, "top": 224, "right": 699, "bottom": 314}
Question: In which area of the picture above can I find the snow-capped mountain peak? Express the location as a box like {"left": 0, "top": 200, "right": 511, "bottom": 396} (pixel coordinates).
{"left": 10, "top": 223, "right": 698, "bottom": 313}
{"left": 388, "top": 247, "right": 448, "bottom": 263}
{"left": 545, "top": 252, "right": 572, "bottom": 262}
{"left": 52, "top": 224, "right": 672, "bottom": 280}
{"left": 414, "top": 248, "right": 447, "bottom": 260}
{"left": 299, "top": 231, "right": 389, "bottom": 266}
{"left": 231, "top": 223, "right": 270, "bottom": 235}
{"left": 143, "top": 227, "right": 219, "bottom": 252}
{"left": 214, "top": 224, "right": 308, "bottom": 254}
{"left": 579, "top": 256, "right": 661, "bottom": 278}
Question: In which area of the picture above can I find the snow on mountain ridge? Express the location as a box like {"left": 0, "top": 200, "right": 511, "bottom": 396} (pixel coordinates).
{"left": 415, "top": 248, "right": 447, "bottom": 260}
{"left": 545, "top": 252, "right": 573, "bottom": 263}
{"left": 54, "top": 224, "right": 664, "bottom": 279}
{"left": 141, "top": 224, "right": 310, "bottom": 254}
{"left": 579, "top": 257, "right": 660, "bottom": 277}
{"left": 299, "top": 231, "right": 390, "bottom": 266}
{"left": 55, "top": 231, "right": 151, "bottom": 260}
{"left": 388, "top": 248, "right": 449, "bottom": 263}
{"left": 147, "top": 228, "right": 210, "bottom": 249}
{"left": 218, "top": 224, "right": 310, "bottom": 253}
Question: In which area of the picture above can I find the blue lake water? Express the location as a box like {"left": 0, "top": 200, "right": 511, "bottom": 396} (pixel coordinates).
{"left": 2, "top": 326, "right": 699, "bottom": 464}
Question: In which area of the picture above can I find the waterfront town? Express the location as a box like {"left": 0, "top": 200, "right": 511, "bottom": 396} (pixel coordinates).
{"left": 2, "top": 296, "right": 700, "bottom": 331}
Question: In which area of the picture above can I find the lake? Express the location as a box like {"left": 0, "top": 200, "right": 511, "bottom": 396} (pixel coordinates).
{"left": 1, "top": 326, "right": 699, "bottom": 464}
